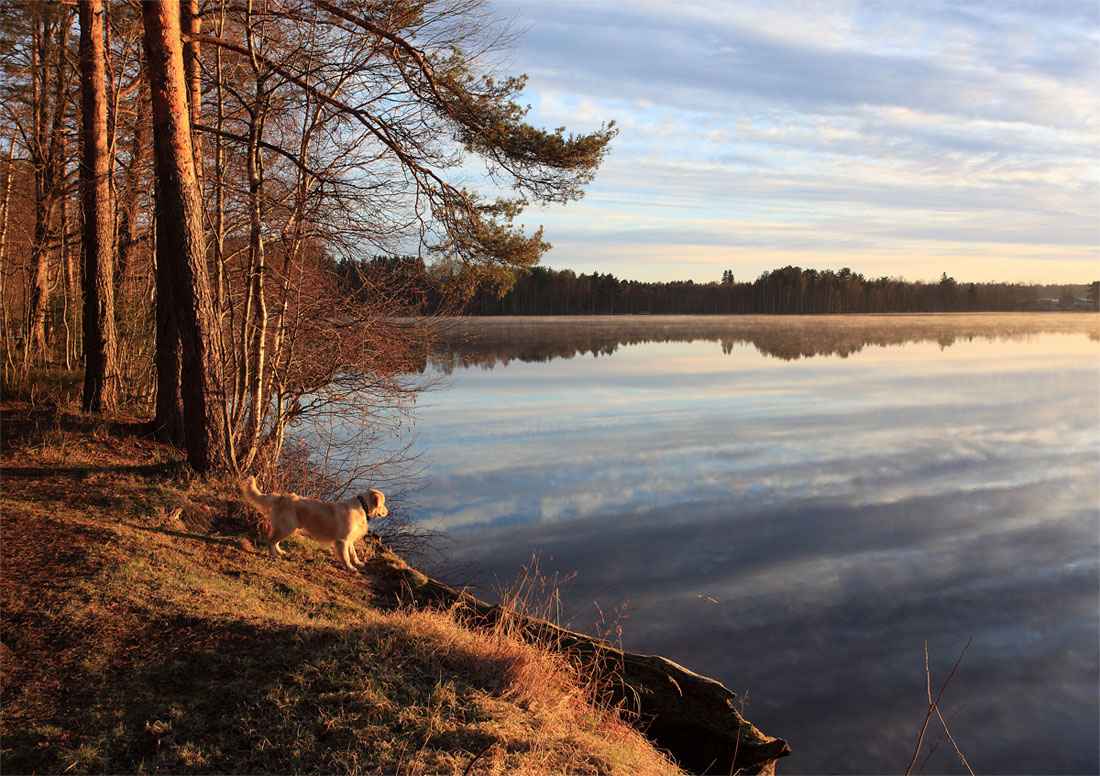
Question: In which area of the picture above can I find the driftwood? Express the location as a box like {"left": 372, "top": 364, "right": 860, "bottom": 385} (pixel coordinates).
{"left": 382, "top": 555, "right": 791, "bottom": 775}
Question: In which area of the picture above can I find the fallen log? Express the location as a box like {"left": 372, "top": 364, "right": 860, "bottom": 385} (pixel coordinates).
{"left": 381, "top": 553, "right": 791, "bottom": 775}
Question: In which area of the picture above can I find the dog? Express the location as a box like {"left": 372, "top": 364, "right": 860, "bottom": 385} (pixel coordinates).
{"left": 239, "top": 475, "right": 388, "bottom": 572}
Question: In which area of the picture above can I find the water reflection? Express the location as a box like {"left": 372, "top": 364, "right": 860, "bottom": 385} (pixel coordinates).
{"left": 428, "top": 312, "right": 1099, "bottom": 368}
{"left": 407, "top": 314, "right": 1099, "bottom": 775}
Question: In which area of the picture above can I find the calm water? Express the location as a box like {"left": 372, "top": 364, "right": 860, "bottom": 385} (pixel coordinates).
{"left": 404, "top": 314, "right": 1099, "bottom": 775}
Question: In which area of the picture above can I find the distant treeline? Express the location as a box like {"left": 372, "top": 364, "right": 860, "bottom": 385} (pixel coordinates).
{"left": 467, "top": 265, "right": 1098, "bottom": 315}
{"left": 340, "top": 257, "right": 1099, "bottom": 315}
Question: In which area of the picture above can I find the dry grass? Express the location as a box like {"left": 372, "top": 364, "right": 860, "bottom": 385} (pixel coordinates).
{"left": 1, "top": 396, "right": 682, "bottom": 775}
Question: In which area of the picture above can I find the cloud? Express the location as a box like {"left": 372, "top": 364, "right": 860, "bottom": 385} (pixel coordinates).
{"left": 507, "top": 1, "right": 1096, "bottom": 126}
{"left": 487, "top": 0, "right": 1100, "bottom": 282}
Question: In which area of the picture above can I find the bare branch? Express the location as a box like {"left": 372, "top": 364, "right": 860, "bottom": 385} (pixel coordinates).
{"left": 905, "top": 638, "right": 973, "bottom": 776}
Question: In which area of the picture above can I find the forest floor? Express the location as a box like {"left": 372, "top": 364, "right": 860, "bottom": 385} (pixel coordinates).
{"left": 0, "top": 387, "right": 682, "bottom": 775}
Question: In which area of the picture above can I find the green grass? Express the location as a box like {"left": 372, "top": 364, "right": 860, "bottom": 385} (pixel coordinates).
{"left": 1, "top": 399, "right": 682, "bottom": 775}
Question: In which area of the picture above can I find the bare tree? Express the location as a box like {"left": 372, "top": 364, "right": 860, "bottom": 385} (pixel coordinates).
{"left": 180, "top": 0, "right": 614, "bottom": 477}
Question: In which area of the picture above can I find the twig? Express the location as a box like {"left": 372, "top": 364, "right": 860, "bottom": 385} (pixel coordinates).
{"left": 904, "top": 637, "right": 973, "bottom": 776}
{"left": 934, "top": 701, "right": 974, "bottom": 775}
{"left": 917, "top": 702, "right": 965, "bottom": 774}
{"left": 462, "top": 742, "right": 494, "bottom": 776}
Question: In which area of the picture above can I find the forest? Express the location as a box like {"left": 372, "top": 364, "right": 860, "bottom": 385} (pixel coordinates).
{"left": 2, "top": 0, "right": 1094, "bottom": 475}
{"left": 0, "top": 0, "right": 614, "bottom": 475}
{"left": 336, "top": 255, "right": 1099, "bottom": 316}
{"left": 460, "top": 265, "right": 1100, "bottom": 316}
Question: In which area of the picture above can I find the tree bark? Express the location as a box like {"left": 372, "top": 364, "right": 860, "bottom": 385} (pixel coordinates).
{"left": 27, "top": 8, "right": 74, "bottom": 364}
{"left": 180, "top": 0, "right": 203, "bottom": 183}
{"left": 78, "top": 0, "right": 118, "bottom": 412}
{"left": 27, "top": 14, "right": 50, "bottom": 364}
{"left": 117, "top": 68, "right": 149, "bottom": 283}
{"left": 142, "top": 0, "right": 226, "bottom": 471}
{"left": 152, "top": 221, "right": 183, "bottom": 445}
{"left": 241, "top": 74, "right": 268, "bottom": 470}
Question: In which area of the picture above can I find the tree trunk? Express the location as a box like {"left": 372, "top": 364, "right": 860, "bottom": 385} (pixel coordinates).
{"left": 26, "top": 16, "right": 49, "bottom": 364}
{"left": 117, "top": 70, "right": 149, "bottom": 283}
{"left": 27, "top": 9, "right": 73, "bottom": 364}
{"left": 241, "top": 79, "right": 268, "bottom": 470}
{"left": 60, "top": 164, "right": 75, "bottom": 370}
{"left": 0, "top": 142, "right": 14, "bottom": 379}
{"left": 152, "top": 221, "right": 183, "bottom": 445}
{"left": 143, "top": 0, "right": 225, "bottom": 472}
{"left": 180, "top": 0, "right": 203, "bottom": 183}
{"left": 78, "top": 0, "right": 119, "bottom": 413}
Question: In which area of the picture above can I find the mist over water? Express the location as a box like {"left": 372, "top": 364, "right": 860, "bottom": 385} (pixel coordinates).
{"left": 405, "top": 314, "right": 1099, "bottom": 775}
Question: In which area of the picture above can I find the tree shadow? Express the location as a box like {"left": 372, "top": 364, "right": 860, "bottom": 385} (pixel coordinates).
{"left": 4, "top": 611, "right": 512, "bottom": 774}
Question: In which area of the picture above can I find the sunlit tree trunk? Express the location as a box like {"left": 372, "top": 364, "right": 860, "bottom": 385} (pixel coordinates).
{"left": 180, "top": 0, "right": 203, "bottom": 183}
{"left": 78, "top": 0, "right": 118, "bottom": 412}
{"left": 143, "top": 0, "right": 226, "bottom": 471}
{"left": 0, "top": 141, "right": 14, "bottom": 379}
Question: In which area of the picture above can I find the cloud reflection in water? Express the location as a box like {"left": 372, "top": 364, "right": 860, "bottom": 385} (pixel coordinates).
{"left": 409, "top": 315, "right": 1099, "bottom": 774}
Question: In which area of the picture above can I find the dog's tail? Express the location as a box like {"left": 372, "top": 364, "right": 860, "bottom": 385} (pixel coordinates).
{"left": 239, "top": 475, "right": 279, "bottom": 513}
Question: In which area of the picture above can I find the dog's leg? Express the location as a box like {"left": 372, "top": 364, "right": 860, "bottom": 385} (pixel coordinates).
{"left": 348, "top": 540, "right": 366, "bottom": 569}
{"left": 267, "top": 518, "right": 294, "bottom": 558}
{"left": 334, "top": 540, "right": 358, "bottom": 573}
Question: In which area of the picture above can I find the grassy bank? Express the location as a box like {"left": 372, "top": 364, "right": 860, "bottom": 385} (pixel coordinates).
{"left": 1, "top": 392, "right": 682, "bottom": 775}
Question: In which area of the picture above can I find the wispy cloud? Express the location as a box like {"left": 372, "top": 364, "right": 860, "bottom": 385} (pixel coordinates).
{"left": 492, "top": 0, "right": 1100, "bottom": 283}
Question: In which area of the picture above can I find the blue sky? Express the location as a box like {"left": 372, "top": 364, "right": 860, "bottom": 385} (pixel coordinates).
{"left": 488, "top": 0, "right": 1100, "bottom": 284}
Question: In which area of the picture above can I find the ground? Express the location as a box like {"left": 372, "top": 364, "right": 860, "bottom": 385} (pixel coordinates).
{"left": 1, "top": 397, "right": 682, "bottom": 775}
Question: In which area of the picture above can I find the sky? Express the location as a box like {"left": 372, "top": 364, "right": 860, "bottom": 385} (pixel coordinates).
{"left": 486, "top": 0, "right": 1100, "bottom": 285}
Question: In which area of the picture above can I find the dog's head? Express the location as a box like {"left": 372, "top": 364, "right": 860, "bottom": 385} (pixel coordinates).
{"left": 358, "top": 489, "right": 389, "bottom": 519}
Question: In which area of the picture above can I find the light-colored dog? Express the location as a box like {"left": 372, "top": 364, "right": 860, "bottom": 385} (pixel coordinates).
{"left": 240, "top": 475, "right": 388, "bottom": 572}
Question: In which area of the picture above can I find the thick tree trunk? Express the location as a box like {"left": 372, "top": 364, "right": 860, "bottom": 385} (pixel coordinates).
{"left": 152, "top": 224, "right": 183, "bottom": 445}
{"left": 142, "top": 0, "right": 226, "bottom": 472}
{"left": 78, "top": 0, "right": 119, "bottom": 413}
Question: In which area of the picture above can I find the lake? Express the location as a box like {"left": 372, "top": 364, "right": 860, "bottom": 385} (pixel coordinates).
{"left": 403, "top": 314, "right": 1100, "bottom": 775}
